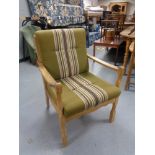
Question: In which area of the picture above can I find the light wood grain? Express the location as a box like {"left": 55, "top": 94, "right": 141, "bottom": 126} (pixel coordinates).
{"left": 88, "top": 54, "right": 124, "bottom": 87}
{"left": 42, "top": 78, "right": 50, "bottom": 109}
{"left": 37, "top": 62, "right": 58, "bottom": 87}
{"left": 120, "top": 26, "right": 135, "bottom": 73}
{"left": 109, "top": 98, "right": 118, "bottom": 122}
{"left": 125, "top": 40, "right": 135, "bottom": 90}
{"left": 120, "top": 26, "right": 135, "bottom": 39}
{"left": 66, "top": 98, "right": 116, "bottom": 122}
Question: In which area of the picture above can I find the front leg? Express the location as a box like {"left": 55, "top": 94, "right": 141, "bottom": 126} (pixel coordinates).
{"left": 59, "top": 114, "right": 68, "bottom": 146}
{"left": 43, "top": 79, "right": 50, "bottom": 109}
{"left": 109, "top": 98, "right": 119, "bottom": 123}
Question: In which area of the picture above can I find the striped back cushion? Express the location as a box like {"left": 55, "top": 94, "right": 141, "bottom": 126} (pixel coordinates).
{"left": 53, "top": 29, "right": 80, "bottom": 78}
{"left": 35, "top": 28, "right": 89, "bottom": 79}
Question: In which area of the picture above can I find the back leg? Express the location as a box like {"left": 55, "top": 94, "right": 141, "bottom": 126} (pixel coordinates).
{"left": 43, "top": 79, "right": 50, "bottom": 109}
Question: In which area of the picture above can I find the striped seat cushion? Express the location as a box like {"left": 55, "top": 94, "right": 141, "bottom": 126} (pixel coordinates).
{"left": 61, "top": 74, "right": 108, "bottom": 109}
{"left": 47, "top": 72, "right": 121, "bottom": 117}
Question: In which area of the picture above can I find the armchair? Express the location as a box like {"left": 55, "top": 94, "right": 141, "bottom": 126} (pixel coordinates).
{"left": 34, "top": 28, "right": 124, "bottom": 146}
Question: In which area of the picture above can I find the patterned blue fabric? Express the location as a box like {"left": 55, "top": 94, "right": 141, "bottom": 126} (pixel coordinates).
{"left": 27, "top": 0, "right": 85, "bottom": 26}
{"left": 58, "top": 0, "right": 66, "bottom": 3}
{"left": 89, "top": 24, "right": 100, "bottom": 32}
{"left": 86, "top": 24, "right": 101, "bottom": 47}
{"left": 47, "top": 3, "right": 83, "bottom": 16}
{"left": 27, "top": 0, "right": 48, "bottom": 16}
{"left": 66, "top": 0, "right": 83, "bottom": 7}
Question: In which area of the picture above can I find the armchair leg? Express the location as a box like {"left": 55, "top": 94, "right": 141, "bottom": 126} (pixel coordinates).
{"left": 109, "top": 98, "right": 118, "bottom": 123}
{"left": 43, "top": 79, "right": 50, "bottom": 109}
{"left": 59, "top": 115, "right": 68, "bottom": 146}
{"left": 45, "top": 90, "right": 50, "bottom": 109}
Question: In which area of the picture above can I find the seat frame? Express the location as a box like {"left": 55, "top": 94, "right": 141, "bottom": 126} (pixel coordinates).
{"left": 34, "top": 35, "right": 124, "bottom": 146}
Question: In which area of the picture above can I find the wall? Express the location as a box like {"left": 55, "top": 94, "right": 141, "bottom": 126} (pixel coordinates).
{"left": 19, "top": 0, "right": 30, "bottom": 59}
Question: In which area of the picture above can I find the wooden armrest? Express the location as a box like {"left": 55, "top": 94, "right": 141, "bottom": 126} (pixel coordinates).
{"left": 37, "top": 61, "right": 60, "bottom": 88}
{"left": 37, "top": 61, "right": 63, "bottom": 110}
{"left": 88, "top": 54, "right": 119, "bottom": 71}
{"left": 87, "top": 54, "right": 124, "bottom": 87}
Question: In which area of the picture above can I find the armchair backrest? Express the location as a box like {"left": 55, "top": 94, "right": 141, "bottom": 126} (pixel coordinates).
{"left": 34, "top": 28, "right": 89, "bottom": 80}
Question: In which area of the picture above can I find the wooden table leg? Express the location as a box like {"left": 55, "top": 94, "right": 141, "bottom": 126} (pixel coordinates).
{"left": 123, "top": 38, "right": 132, "bottom": 74}
{"left": 125, "top": 52, "right": 135, "bottom": 90}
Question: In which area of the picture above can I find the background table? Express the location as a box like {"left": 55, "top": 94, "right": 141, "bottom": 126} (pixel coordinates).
{"left": 120, "top": 26, "right": 135, "bottom": 72}
{"left": 93, "top": 37, "right": 124, "bottom": 65}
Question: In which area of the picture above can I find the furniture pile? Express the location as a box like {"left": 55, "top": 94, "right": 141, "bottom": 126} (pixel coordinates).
{"left": 27, "top": 0, "right": 85, "bottom": 27}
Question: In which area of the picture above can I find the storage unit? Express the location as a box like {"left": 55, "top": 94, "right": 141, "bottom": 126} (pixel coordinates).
{"left": 109, "top": 2, "right": 128, "bottom": 14}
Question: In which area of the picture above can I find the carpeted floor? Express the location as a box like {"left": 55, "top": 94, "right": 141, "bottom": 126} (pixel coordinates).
{"left": 19, "top": 46, "right": 135, "bottom": 155}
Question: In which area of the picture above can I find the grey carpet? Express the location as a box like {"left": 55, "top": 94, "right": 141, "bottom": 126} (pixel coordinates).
{"left": 19, "top": 46, "right": 135, "bottom": 155}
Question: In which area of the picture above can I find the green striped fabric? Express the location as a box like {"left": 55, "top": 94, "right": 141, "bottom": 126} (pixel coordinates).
{"left": 61, "top": 75, "right": 108, "bottom": 109}
{"left": 53, "top": 29, "right": 80, "bottom": 78}
{"left": 53, "top": 29, "right": 109, "bottom": 110}
{"left": 47, "top": 72, "right": 121, "bottom": 117}
{"left": 34, "top": 28, "right": 88, "bottom": 79}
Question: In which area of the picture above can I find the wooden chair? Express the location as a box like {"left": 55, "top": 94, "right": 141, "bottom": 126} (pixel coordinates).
{"left": 34, "top": 28, "right": 124, "bottom": 146}
{"left": 100, "top": 11, "right": 112, "bottom": 22}
{"left": 125, "top": 40, "right": 135, "bottom": 90}
{"left": 100, "top": 19, "right": 119, "bottom": 38}
{"left": 107, "top": 14, "right": 126, "bottom": 34}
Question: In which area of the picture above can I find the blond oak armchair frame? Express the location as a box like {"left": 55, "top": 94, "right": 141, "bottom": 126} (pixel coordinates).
{"left": 36, "top": 46, "right": 124, "bottom": 146}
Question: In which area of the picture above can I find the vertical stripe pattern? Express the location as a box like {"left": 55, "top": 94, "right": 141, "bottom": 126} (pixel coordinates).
{"left": 53, "top": 29, "right": 108, "bottom": 109}
{"left": 53, "top": 29, "right": 79, "bottom": 79}
{"left": 61, "top": 75, "right": 108, "bottom": 109}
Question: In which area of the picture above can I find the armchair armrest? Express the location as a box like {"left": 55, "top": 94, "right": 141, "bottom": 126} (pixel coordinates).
{"left": 87, "top": 54, "right": 124, "bottom": 87}
{"left": 37, "top": 61, "right": 63, "bottom": 111}
{"left": 37, "top": 61, "right": 58, "bottom": 87}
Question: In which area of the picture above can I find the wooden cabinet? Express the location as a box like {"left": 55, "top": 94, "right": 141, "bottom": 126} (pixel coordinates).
{"left": 109, "top": 2, "right": 128, "bottom": 14}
